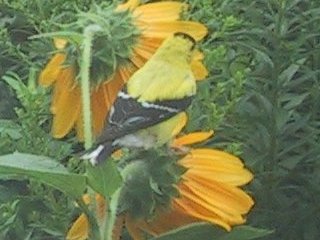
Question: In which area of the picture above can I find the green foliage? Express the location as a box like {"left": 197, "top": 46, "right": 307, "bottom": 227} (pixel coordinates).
{"left": 187, "top": 1, "right": 249, "bottom": 134}
{"left": 117, "top": 149, "right": 183, "bottom": 220}
{"left": 86, "top": 159, "right": 122, "bottom": 197}
{"left": 151, "top": 223, "right": 273, "bottom": 240}
{"left": 0, "top": 72, "right": 76, "bottom": 238}
{"left": 1, "top": 71, "right": 71, "bottom": 157}
{"left": 1, "top": 0, "right": 319, "bottom": 239}
{"left": 0, "top": 153, "right": 87, "bottom": 198}
{"left": 190, "top": 0, "right": 320, "bottom": 239}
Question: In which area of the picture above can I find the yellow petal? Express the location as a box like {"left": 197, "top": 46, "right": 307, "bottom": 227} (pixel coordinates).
{"left": 182, "top": 149, "right": 246, "bottom": 167}
{"left": 112, "top": 215, "right": 125, "bottom": 240}
{"left": 191, "top": 59, "right": 208, "bottom": 80}
{"left": 132, "top": 37, "right": 162, "bottom": 62}
{"left": 52, "top": 85, "right": 81, "bottom": 138}
{"left": 125, "top": 215, "right": 145, "bottom": 240}
{"left": 111, "top": 149, "right": 124, "bottom": 159}
{"left": 139, "top": 207, "right": 197, "bottom": 236}
{"left": 101, "top": 65, "right": 133, "bottom": 107}
{"left": 173, "top": 131, "right": 214, "bottom": 146}
{"left": 134, "top": 2, "right": 187, "bottom": 22}
{"left": 136, "top": 37, "right": 163, "bottom": 50}
{"left": 118, "top": 64, "right": 137, "bottom": 83}
{"left": 135, "top": 38, "right": 161, "bottom": 53}
{"left": 51, "top": 67, "right": 75, "bottom": 114}
{"left": 181, "top": 176, "right": 254, "bottom": 216}
{"left": 66, "top": 194, "right": 107, "bottom": 240}
{"left": 178, "top": 182, "right": 245, "bottom": 226}
{"left": 190, "top": 50, "right": 208, "bottom": 80}
{"left": 102, "top": 74, "right": 124, "bottom": 108}
{"left": 53, "top": 38, "right": 68, "bottom": 49}
{"left": 183, "top": 167, "right": 253, "bottom": 187}
{"left": 173, "top": 196, "right": 232, "bottom": 231}
{"left": 179, "top": 149, "right": 253, "bottom": 186}
{"left": 66, "top": 214, "right": 89, "bottom": 240}
{"left": 116, "top": 0, "right": 140, "bottom": 11}
{"left": 133, "top": 47, "right": 154, "bottom": 61}
{"left": 95, "top": 194, "right": 107, "bottom": 224}
{"left": 91, "top": 87, "right": 109, "bottom": 137}
{"left": 130, "top": 52, "right": 147, "bottom": 68}
{"left": 138, "top": 21, "right": 208, "bottom": 41}
{"left": 39, "top": 53, "right": 66, "bottom": 86}
{"left": 82, "top": 194, "right": 90, "bottom": 204}
{"left": 193, "top": 50, "right": 205, "bottom": 60}
{"left": 77, "top": 84, "right": 116, "bottom": 140}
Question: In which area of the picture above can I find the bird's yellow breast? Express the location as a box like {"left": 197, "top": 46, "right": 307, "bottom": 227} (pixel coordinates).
{"left": 126, "top": 33, "right": 196, "bottom": 102}
{"left": 127, "top": 59, "right": 196, "bottom": 102}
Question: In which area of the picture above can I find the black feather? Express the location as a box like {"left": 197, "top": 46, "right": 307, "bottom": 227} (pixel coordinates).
{"left": 96, "top": 91, "right": 193, "bottom": 144}
{"left": 174, "top": 32, "right": 196, "bottom": 50}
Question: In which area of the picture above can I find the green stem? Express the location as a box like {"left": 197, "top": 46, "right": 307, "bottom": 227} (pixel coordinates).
{"left": 80, "top": 24, "right": 102, "bottom": 149}
{"left": 104, "top": 188, "right": 121, "bottom": 240}
{"left": 80, "top": 24, "right": 102, "bottom": 239}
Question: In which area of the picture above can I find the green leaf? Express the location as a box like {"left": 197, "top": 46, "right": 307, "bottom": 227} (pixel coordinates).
{"left": 86, "top": 159, "right": 122, "bottom": 197}
{"left": 151, "top": 223, "right": 273, "bottom": 240}
{"left": 2, "top": 72, "right": 25, "bottom": 93}
{"left": 0, "top": 152, "right": 86, "bottom": 198}
{"left": 282, "top": 93, "right": 309, "bottom": 110}
{"left": 279, "top": 58, "right": 306, "bottom": 84}
{"left": 0, "top": 120, "right": 22, "bottom": 139}
{"left": 30, "top": 31, "right": 83, "bottom": 45}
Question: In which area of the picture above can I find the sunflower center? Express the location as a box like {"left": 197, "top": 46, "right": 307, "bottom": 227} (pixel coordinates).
{"left": 117, "top": 149, "right": 186, "bottom": 220}
{"left": 63, "top": 3, "right": 140, "bottom": 85}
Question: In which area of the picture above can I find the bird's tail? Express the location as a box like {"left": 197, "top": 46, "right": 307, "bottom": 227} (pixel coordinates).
{"left": 81, "top": 141, "right": 117, "bottom": 165}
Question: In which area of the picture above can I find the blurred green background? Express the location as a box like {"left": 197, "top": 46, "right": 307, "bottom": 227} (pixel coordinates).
{"left": 0, "top": 0, "right": 319, "bottom": 239}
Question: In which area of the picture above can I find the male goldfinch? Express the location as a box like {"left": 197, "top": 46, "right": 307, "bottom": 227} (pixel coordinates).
{"left": 83, "top": 32, "right": 197, "bottom": 165}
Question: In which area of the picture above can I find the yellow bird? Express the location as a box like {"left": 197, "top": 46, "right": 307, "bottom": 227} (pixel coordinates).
{"left": 83, "top": 32, "right": 197, "bottom": 165}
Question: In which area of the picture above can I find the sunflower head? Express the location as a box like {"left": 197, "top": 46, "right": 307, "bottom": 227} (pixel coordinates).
{"left": 67, "top": 131, "right": 254, "bottom": 239}
{"left": 39, "top": 0, "right": 209, "bottom": 140}
{"left": 59, "top": 3, "right": 140, "bottom": 86}
{"left": 118, "top": 148, "right": 186, "bottom": 220}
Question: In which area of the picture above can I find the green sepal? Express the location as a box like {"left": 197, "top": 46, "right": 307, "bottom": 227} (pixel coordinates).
{"left": 58, "top": 3, "right": 140, "bottom": 86}
{"left": 117, "top": 149, "right": 187, "bottom": 220}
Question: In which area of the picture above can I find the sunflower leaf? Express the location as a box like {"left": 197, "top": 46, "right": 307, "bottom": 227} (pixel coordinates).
{"left": 0, "top": 152, "right": 86, "bottom": 198}
{"left": 151, "top": 223, "right": 273, "bottom": 240}
{"left": 86, "top": 159, "right": 122, "bottom": 197}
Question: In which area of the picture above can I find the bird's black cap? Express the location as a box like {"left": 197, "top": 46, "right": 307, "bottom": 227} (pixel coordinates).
{"left": 174, "top": 32, "right": 196, "bottom": 50}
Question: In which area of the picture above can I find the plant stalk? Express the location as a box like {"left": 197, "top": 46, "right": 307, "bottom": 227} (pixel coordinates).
{"left": 104, "top": 188, "right": 121, "bottom": 240}
{"left": 80, "top": 24, "right": 103, "bottom": 239}
{"left": 80, "top": 24, "right": 102, "bottom": 149}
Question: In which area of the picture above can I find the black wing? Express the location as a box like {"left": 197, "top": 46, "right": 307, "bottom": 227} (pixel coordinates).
{"left": 96, "top": 90, "right": 193, "bottom": 144}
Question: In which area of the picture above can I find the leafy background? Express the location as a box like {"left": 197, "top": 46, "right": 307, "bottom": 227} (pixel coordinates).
{"left": 0, "top": 0, "right": 319, "bottom": 239}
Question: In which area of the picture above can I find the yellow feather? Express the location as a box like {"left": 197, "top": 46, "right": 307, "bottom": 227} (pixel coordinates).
{"left": 137, "top": 112, "right": 188, "bottom": 147}
{"left": 127, "top": 34, "right": 196, "bottom": 102}
{"left": 89, "top": 34, "right": 198, "bottom": 164}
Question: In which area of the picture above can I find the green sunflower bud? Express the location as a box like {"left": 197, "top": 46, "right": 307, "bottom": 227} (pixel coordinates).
{"left": 62, "top": 3, "right": 140, "bottom": 85}
{"left": 117, "top": 149, "right": 187, "bottom": 220}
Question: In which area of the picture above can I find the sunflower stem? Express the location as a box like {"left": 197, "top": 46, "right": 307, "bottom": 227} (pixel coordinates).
{"left": 104, "top": 188, "right": 121, "bottom": 240}
{"left": 80, "top": 24, "right": 102, "bottom": 239}
{"left": 80, "top": 24, "right": 102, "bottom": 150}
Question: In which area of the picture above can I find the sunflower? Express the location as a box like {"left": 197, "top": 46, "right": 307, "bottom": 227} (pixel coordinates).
{"left": 66, "top": 131, "right": 254, "bottom": 240}
{"left": 39, "top": 0, "right": 208, "bottom": 140}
